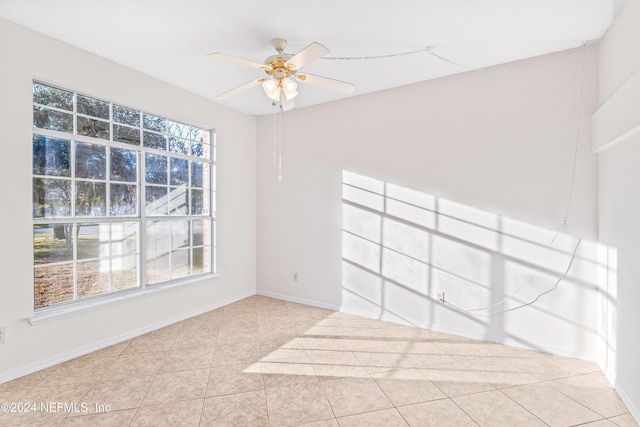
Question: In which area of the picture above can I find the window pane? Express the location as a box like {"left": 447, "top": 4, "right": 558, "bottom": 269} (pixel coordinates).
{"left": 146, "top": 253, "right": 170, "bottom": 285}
{"left": 169, "top": 186, "right": 188, "bottom": 216}
{"left": 190, "top": 189, "right": 203, "bottom": 215}
{"left": 171, "top": 249, "right": 190, "bottom": 279}
{"left": 192, "top": 247, "right": 204, "bottom": 274}
{"left": 191, "top": 161, "right": 204, "bottom": 187}
{"left": 76, "top": 142, "right": 106, "bottom": 179}
{"left": 33, "top": 83, "right": 73, "bottom": 110}
{"left": 33, "top": 178, "right": 71, "bottom": 218}
{"left": 192, "top": 219, "right": 208, "bottom": 246}
{"left": 143, "top": 114, "right": 167, "bottom": 132}
{"left": 146, "top": 186, "right": 168, "bottom": 215}
{"left": 34, "top": 264, "right": 74, "bottom": 309}
{"left": 33, "top": 135, "right": 71, "bottom": 177}
{"left": 191, "top": 142, "right": 204, "bottom": 157}
{"left": 33, "top": 106, "right": 73, "bottom": 133}
{"left": 114, "top": 125, "right": 140, "bottom": 145}
{"left": 111, "top": 222, "right": 138, "bottom": 257}
{"left": 77, "top": 223, "right": 109, "bottom": 260}
{"left": 190, "top": 127, "right": 204, "bottom": 142}
{"left": 169, "top": 136, "right": 189, "bottom": 155}
{"left": 76, "top": 181, "right": 107, "bottom": 216}
{"left": 170, "top": 157, "right": 188, "bottom": 186}
{"left": 77, "top": 116, "right": 110, "bottom": 140}
{"left": 77, "top": 260, "right": 110, "bottom": 298}
{"left": 110, "top": 183, "right": 137, "bottom": 216}
{"left": 33, "top": 224, "right": 73, "bottom": 265}
{"left": 143, "top": 131, "right": 167, "bottom": 150}
{"left": 77, "top": 95, "right": 110, "bottom": 120}
{"left": 146, "top": 221, "right": 170, "bottom": 284}
{"left": 112, "top": 256, "right": 138, "bottom": 291}
{"left": 192, "top": 246, "right": 211, "bottom": 275}
{"left": 145, "top": 153, "right": 167, "bottom": 184}
{"left": 168, "top": 121, "right": 190, "bottom": 138}
{"left": 172, "top": 221, "right": 190, "bottom": 249}
{"left": 113, "top": 105, "right": 140, "bottom": 126}
{"left": 146, "top": 221, "right": 171, "bottom": 253}
{"left": 110, "top": 148, "right": 137, "bottom": 182}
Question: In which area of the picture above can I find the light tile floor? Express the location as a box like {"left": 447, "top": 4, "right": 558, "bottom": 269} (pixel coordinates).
{"left": 0, "top": 295, "right": 638, "bottom": 426}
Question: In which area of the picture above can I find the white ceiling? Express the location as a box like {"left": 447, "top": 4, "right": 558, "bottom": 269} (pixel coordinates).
{"left": 0, "top": 0, "right": 624, "bottom": 116}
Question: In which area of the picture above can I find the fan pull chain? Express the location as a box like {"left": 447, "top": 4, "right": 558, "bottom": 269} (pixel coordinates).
{"left": 272, "top": 107, "right": 277, "bottom": 165}
{"left": 271, "top": 101, "right": 284, "bottom": 181}
{"left": 278, "top": 103, "right": 283, "bottom": 181}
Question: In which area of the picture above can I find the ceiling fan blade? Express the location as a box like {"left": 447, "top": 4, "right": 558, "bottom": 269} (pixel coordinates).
{"left": 208, "top": 52, "right": 269, "bottom": 71}
{"left": 296, "top": 73, "right": 355, "bottom": 94}
{"left": 286, "top": 42, "right": 329, "bottom": 69}
{"left": 217, "top": 78, "right": 266, "bottom": 100}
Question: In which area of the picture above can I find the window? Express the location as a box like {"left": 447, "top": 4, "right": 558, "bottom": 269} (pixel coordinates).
{"left": 32, "top": 82, "right": 215, "bottom": 310}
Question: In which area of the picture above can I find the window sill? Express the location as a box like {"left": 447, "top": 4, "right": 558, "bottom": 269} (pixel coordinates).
{"left": 28, "top": 273, "right": 220, "bottom": 325}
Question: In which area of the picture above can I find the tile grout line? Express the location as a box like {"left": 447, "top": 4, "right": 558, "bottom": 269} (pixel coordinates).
{"left": 446, "top": 396, "right": 482, "bottom": 427}
{"left": 126, "top": 320, "right": 185, "bottom": 426}
{"left": 294, "top": 302, "right": 339, "bottom": 426}
{"left": 496, "top": 387, "right": 553, "bottom": 427}
{"left": 5, "top": 295, "right": 633, "bottom": 426}
{"left": 550, "top": 380, "right": 621, "bottom": 421}
{"left": 254, "top": 300, "right": 272, "bottom": 427}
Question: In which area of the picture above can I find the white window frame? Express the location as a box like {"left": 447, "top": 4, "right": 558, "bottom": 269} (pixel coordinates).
{"left": 31, "top": 81, "right": 216, "bottom": 318}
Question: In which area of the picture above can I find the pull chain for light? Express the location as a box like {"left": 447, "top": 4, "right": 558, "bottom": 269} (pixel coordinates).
{"left": 272, "top": 106, "right": 277, "bottom": 165}
{"left": 278, "top": 103, "right": 283, "bottom": 181}
{"left": 271, "top": 101, "right": 284, "bottom": 181}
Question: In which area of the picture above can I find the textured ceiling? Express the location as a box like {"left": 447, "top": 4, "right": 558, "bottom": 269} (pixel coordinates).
{"left": 0, "top": 0, "right": 625, "bottom": 115}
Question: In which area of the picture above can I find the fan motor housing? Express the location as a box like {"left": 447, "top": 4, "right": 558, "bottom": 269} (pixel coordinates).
{"left": 264, "top": 54, "right": 295, "bottom": 78}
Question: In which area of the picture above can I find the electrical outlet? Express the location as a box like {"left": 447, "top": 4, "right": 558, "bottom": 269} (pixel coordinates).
{"left": 0, "top": 326, "right": 5, "bottom": 344}
{"left": 293, "top": 273, "right": 299, "bottom": 282}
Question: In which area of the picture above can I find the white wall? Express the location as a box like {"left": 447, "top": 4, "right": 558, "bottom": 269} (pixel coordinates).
{"left": 595, "top": 0, "right": 640, "bottom": 419}
{"left": 0, "top": 18, "right": 256, "bottom": 379}
{"left": 256, "top": 44, "right": 601, "bottom": 359}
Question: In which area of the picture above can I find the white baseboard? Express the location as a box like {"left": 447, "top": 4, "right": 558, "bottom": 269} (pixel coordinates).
{"left": 0, "top": 290, "right": 255, "bottom": 385}
{"left": 597, "top": 358, "right": 617, "bottom": 387}
{"left": 616, "top": 382, "right": 640, "bottom": 425}
{"left": 339, "top": 304, "right": 597, "bottom": 361}
{"left": 254, "top": 292, "right": 597, "bottom": 360}
{"left": 256, "top": 290, "right": 341, "bottom": 312}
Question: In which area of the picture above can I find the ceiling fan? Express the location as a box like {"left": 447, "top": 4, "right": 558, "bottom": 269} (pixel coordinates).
{"left": 208, "top": 38, "right": 355, "bottom": 111}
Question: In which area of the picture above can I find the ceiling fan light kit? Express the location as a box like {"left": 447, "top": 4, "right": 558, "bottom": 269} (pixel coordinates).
{"left": 209, "top": 38, "right": 355, "bottom": 111}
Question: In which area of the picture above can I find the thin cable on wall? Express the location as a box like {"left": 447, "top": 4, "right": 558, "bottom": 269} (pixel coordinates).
{"left": 437, "top": 42, "right": 589, "bottom": 317}
{"left": 425, "top": 41, "right": 590, "bottom": 73}
{"left": 316, "top": 42, "right": 589, "bottom": 74}
{"left": 443, "top": 238, "right": 582, "bottom": 318}
{"left": 562, "top": 42, "right": 587, "bottom": 230}
{"left": 319, "top": 46, "right": 432, "bottom": 61}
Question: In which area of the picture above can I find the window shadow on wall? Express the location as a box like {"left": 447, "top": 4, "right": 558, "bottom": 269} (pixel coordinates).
{"left": 341, "top": 170, "right": 617, "bottom": 359}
